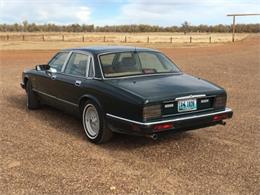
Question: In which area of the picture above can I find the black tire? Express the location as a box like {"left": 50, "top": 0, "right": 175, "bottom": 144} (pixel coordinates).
{"left": 26, "top": 80, "right": 40, "bottom": 109}
{"left": 82, "top": 100, "right": 113, "bottom": 144}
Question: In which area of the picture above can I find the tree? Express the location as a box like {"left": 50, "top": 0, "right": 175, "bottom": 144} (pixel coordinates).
{"left": 181, "top": 21, "right": 190, "bottom": 34}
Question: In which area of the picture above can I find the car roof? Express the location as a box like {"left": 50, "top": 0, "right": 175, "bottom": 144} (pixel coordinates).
{"left": 62, "top": 46, "right": 159, "bottom": 55}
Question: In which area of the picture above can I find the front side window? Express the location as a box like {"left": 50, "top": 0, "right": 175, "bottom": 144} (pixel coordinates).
{"left": 64, "top": 53, "right": 89, "bottom": 77}
{"left": 99, "top": 51, "right": 180, "bottom": 78}
{"left": 49, "top": 52, "right": 69, "bottom": 72}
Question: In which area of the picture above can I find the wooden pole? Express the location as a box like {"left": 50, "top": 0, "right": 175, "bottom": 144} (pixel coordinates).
{"left": 227, "top": 13, "right": 260, "bottom": 42}
{"left": 232, "top": 15, "right": 236, "bottom": 42}
{"left": 62, "top": 35, "right": 65, "bottom": 41}
{"left": 82, "top": 35, "right": 84, "bottom": 42}
{"left": 147, "top": 36, "right": 149, "bottom": 43}
{"left": 125, "top": 36, "right": 127, "bottom": 43}
{"left": 170, "top": 37, "right": 173, "bottom": 43}
{"left": 209, "top": 36, "right": 211, "bottom": 43}
{"left": 42, "top": 35, "right": 45, "bottom": 41}
{"left": 103, "top": 36, "right": 106, "bottom": 42}
{"left": 22, "top": 35, "right": 25, "bottom": 41}
{"left": 190, "top": 36, "right": 192, "bottom": 43}
{"left": 7, "top": 34, "right": 9, "bottom": 41}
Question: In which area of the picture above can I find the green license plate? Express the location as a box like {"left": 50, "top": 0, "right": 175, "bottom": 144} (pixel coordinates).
{"left": 178, "top": 99, "right": 197, "bottom": 112}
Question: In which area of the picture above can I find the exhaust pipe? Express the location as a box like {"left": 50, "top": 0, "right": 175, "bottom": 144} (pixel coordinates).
{"left": 146, "top": 134, "right": 158, "bottom": 140}
{"left": 220, "top": 121, "right": 226, "bottom": 126}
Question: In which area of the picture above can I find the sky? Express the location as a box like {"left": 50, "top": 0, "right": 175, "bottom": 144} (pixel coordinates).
{"left": 0, "top": 0, "right": 259, "bottom": 26}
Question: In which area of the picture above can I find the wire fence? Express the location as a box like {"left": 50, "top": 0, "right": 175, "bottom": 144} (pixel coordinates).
{"left": 0, "top": 34, "right": 237, "bottom": 43}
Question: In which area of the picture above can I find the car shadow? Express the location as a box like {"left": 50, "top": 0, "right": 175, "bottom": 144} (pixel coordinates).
{"left": 103, "top": 131, "right": 192, "bottom": 149}
{"left": 7, "top": 94, "right": 193, "bottom": 148}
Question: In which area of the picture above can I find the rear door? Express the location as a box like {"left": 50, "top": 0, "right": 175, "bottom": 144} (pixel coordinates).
{"left": 51, "top": 52, "right": 91, "bottom": 110}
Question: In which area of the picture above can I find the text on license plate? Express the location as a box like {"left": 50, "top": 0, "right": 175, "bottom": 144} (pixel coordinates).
{"left": 178, "top": 99, "right": 197, "bottom": 112}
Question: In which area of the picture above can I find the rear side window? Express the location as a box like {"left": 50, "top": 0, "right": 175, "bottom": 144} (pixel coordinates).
{"left": 100, "top": 54, "right": 115, "bottom": 67}
{"left": 64, "top": 53, "right": 89, "bottom": 77}
{"left": 49, "top": 52, "right": 68, "bottom": 72}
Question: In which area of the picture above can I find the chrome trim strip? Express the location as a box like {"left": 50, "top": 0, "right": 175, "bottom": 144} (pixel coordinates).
{"left": 33, "top": 89, "right": 78, "bottom": 107}
{"left": 175, "top": 94, "right": 206, "bottom": 100}
{"left": 106, "top": 108, "right": 232, "bottom": 126}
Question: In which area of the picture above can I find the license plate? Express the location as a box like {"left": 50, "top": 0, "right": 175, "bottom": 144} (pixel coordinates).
{"left": 178, "top": 99, "right": 197, "bottom": 112}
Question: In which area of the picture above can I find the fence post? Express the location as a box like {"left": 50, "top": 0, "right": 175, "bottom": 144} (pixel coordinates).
{"left": 22, "top": 35, "right": 25, "bottom": 41}
{"left": 42, "top": 35, "right": 45, "bottom": 41}
{"left": 62, "top": 35, "right": 65, "bottom": 41}
{"left": 190, "top": 36, "right": 192, "bottom": 43}
{"left": 125, "top": 36, "right": 127, "bottom": 43}
{"left": 103, "top": 36, "right": 106, "bottom": 42}
{"left": 7, "top": 35, "right": 9, "bottom": 41}
{"left": 209, "top": 36, "right": 211, "bottom": 43}
{"left": 170, "top": 36, "right": 173, "bottom": 43}
{"left": 147, "top": 36, "right": 149, "bottom": 43}
{"left": 82, "top": 35, "right": 84, "bottom": 42}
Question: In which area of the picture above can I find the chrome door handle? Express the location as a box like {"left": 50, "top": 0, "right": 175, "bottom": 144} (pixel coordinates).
{"left": 75, "top": 80, "right": 82, "bottom": 86}
{"left": 51, "top": 75, "right": 56, "bottom": 80}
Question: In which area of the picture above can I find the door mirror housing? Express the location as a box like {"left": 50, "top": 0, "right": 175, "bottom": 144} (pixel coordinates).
{"left": 35, "top": 64, "right": 50, "bottom": 71}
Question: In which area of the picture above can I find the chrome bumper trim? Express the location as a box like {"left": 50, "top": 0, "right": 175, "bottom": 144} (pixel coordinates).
{"left": 106, "top": 108, "right": 232, "bottom": 126}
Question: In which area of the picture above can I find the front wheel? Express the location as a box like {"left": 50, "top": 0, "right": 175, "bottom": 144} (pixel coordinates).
{"left": 82, "top": 101, "right": 113, "bottom": 143}
{"left": 26, "top": 80, "right": 40, "bottom": 109}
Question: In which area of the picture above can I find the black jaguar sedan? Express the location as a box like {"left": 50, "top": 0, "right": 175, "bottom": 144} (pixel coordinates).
{"left": 21, "top": 46, "right": 233, "bottom": 143}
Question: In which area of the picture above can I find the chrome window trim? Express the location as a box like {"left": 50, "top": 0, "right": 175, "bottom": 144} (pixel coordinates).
{"left": 61, "top": 51, "right": 73, "bottom": 72}
{"left": 106, "top": 108, "right": 232, "bottom": 126}
{"left": 87, "top": 57, "right": 96, "bottom": 79}
{"left": 33, "top": 89, "right": 78, "bottom": 107}
{"left": 62, "top": 51, "right": 91, "bottom": 78}
{"left": 48, "top": 51, "right": 71, "bottom": 72}
{"left": 97, "top": 51, "right": 182, "bottom": 80}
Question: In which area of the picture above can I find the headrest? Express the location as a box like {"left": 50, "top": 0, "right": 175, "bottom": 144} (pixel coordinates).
{"left": 78, "top": 60, "right": 87, "bottom": 74}
{"left": 120, "top": 57, "right": 136, "bottom": 66}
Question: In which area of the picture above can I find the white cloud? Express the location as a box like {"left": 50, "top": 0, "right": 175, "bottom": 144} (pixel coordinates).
{"left": 0, "top": 0, "right": 259, "bottom": 25}
{"left": 0, "top": 0, "right": 91, "bottom": 24}
{"left": 118, "top": 0, "right": 260, "bottom": 25}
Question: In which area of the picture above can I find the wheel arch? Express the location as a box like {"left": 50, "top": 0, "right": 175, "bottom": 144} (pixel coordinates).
{"left": 24, "top": 76, "right": 29, "bottom": 88}
{"left": 79, "top": 94, "right": 103, "bottom": 113}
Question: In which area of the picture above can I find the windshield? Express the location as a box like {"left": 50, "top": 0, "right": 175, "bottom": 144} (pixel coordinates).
{"left": 99, "top": 51, "right": 181, "bottom": 78}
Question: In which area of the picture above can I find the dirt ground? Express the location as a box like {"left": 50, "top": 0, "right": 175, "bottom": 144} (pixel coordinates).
{"left": 0, "top": 36, "right": 259, "bottom": 194}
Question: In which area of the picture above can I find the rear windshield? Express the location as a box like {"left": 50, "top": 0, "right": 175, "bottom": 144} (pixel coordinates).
{"left": 99, "top": 51, "right": 181, "bottom": 78}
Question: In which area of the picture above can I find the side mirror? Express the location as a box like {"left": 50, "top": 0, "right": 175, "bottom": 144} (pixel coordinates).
{"left": 46, "top": 67, "right": 57, "bottom": 76}
{"left": 36, "top": 64, "right": 50, "bottom": 71}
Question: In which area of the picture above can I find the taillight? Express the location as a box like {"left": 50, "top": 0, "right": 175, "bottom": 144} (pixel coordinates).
{"left": 153, "top": 123, "right": 173, "bottom": 132}
{"left": 214, "top": 95, "right": 227, "bottom": 108}
{"left": 213, "top": 114, "right": 228, "bottom": 121}
{"left": 143, "top": 105, "right": 161, "bottom": 121}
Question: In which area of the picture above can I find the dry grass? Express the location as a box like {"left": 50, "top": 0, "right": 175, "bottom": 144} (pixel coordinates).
{"left": 0, "top": 32, "right": 251, "bottom": 50}
{"left": 0, "top": 33, "right": 254, "bottom": 50}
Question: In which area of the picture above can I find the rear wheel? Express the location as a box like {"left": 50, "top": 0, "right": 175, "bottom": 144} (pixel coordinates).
{"left": 82, "top": 100, "right": 113, "bottom": 143}
{"left": 26, "top": 80, "right": 40, "bottom": 109}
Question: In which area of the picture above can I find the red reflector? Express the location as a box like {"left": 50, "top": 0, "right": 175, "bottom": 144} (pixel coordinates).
{"left": 153, "top": 123, "right": 173, "bottom": 131}
{"left": 213, "top": 114, "right": 228, "bottom": 121}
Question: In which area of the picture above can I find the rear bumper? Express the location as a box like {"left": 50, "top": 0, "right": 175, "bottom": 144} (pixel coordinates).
{"left": 106, "top": 108, "right": 233, "bottom": 135}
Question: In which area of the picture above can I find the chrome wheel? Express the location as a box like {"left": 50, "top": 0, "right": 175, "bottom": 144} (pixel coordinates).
{"left": 83, "top": 104, "right": 100, "bottom": 139}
